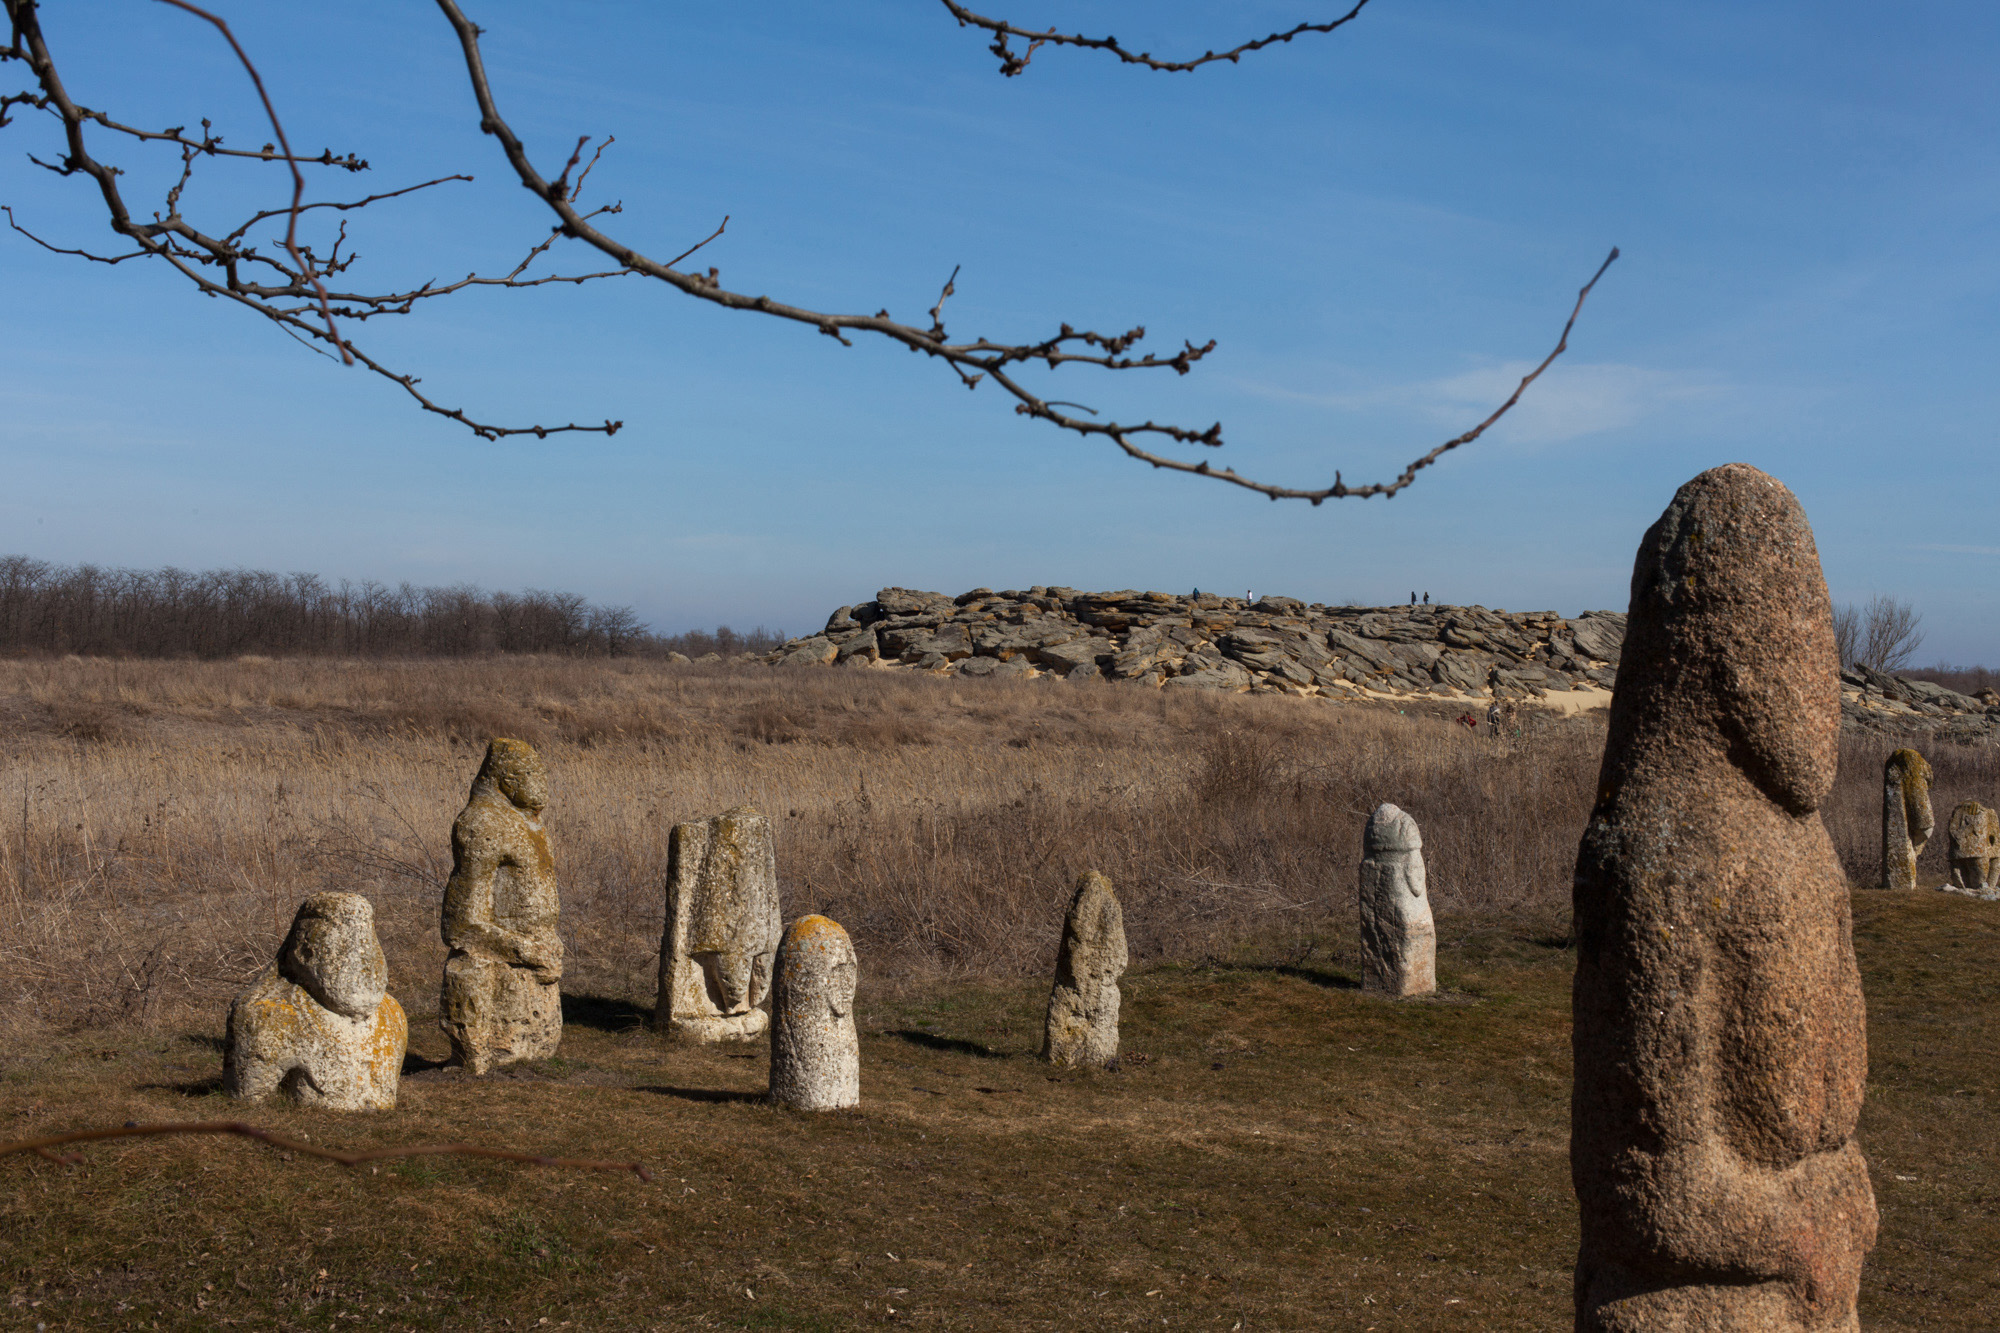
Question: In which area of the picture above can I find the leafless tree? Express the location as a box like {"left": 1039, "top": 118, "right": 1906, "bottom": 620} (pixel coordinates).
{"left": 3, "top": 1, "right": 1615, "bottom": 501}
{"left": 1835, "top": 595, "right": 1925, "bottom": 673}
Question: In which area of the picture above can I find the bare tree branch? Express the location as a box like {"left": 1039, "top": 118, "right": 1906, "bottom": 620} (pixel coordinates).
{"left": 938, "top": 1, "right": 1374, "bottom": 77}
{"left": 0, "top": 1119, "right": 655, "bottom": 1181}
{"left": 1, "top": 0, "right": 625, "bottom": 440}
{"left": 434, "top": 0, "right": 1616, "bottom": 502}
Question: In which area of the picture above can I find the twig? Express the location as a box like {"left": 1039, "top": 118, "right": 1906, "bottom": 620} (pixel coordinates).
{"left": 939, "top": 0, "right": 1373, "bottom": 77}
{"left": 2, "top": 1120, "right": 654, "bottom": 1182}
{"left": 151, "top": 1, "right": 350, "bottom": 363}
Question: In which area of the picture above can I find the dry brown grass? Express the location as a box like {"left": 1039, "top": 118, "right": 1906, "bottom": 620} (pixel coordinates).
{"left": 3, "top": 658, "right": 1997, "bottom": 1329}
{"left": 0, "top": 656, "right": 1600, "bottom": 1036}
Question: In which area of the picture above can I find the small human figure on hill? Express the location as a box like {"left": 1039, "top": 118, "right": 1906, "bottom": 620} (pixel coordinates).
{"left": 1486, "top": 700, "right": 1503, "bottom": 737}
{"left": 1409, "top": 591, "right": 1416, "bottom": 605}
{"left": 1423, "top": 592, "right": 1430, "bottom": 605}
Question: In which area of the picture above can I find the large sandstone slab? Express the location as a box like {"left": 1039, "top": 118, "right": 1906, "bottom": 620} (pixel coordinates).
{"left": 1042, "top": 871, "right": 1128, "bottom": 1068}
{"left": 1358, "top": 803, "right": 1436, "bottom": 997}
{"left": 1571, "top": 464, "right": 1875, "bottom": 1331}
{"left": 225, "top": 893, "right": 407, "bottom": 1111}
{"left": 655, "top": 806, "right": 784, "bottom": 1043}
{"left": 439, "top": 739, "right": 563, "bottom": 1074}
{"left": 769, "top": 915, "right": 860, "bottom": 1110}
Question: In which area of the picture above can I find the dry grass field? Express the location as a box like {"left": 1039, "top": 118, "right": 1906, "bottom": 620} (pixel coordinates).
{"left": 2, "top": 656, "right": 1997, "bottom": 1330}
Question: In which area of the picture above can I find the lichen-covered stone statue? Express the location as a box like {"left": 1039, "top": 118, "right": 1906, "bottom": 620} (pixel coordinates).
{"left": 1945, "top": 799, "right": 2000, "bottom": 897}
{"left": 1042, "top": 870, "right": 1129, "bottom": 1068}
{"left": 654, "top": 806, "right": 783, "bottom": 1043}
{"left": 439, "top": 738, "right": 563, "bottom": 1074}
{"left": 1358, "top": 803, "right": 1436, "bottom": 997}
{"left": 1572, "top": 464, "right": 1876, "bottom": 1332}
{"left": 225, "top": 893, "right": 407, "bottom": 1110}
{"left": 1882, "top": 747, "right": 1935, "bottom": 891}
{"left": 769, "top": 915, "right": 859, "bottom": 1110}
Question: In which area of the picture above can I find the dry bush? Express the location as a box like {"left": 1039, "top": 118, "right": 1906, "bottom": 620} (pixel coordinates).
{"left": 0, "top": 656, "right": 1618, "bottom": 1036}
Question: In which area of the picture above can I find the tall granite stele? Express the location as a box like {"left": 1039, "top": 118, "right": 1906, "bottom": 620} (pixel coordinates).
{"left": 1042, "top": 870, "right": 1129, "bottom": 1068}
{"left": 439, "top": 738, "right": 563, "bottom": 1074}
{"left": 1572, "top": 464, "right": 1876, "bottom": 1332}
{"left": 769, "top": 914, "right": 860, "bottom": 1111}
{"left": 1881, "top": 747, "right": 1935, "bottom": 891}
{"left": 1358, "top": 803, "right": 1436, "bottom": 997}
{"left": 655, "top": 806, "right": 784, "bottom": 1043}
{"left": 225, "top": 892, "right": 408, "bottom": 1111}
{"left": 1945, "top": 799, "right": 2000, "bottom": 897}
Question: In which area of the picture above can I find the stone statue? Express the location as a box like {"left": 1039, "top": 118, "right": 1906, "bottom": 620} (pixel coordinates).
{"left": 225, "top": 893, "right": 407, "bottom": 1111}
{"left": 1572, "top": 464, "right": 1875, "bottom": 1332}
{"left": 1358, "top": 803, "right": 1436, "bottom": 997}
{"left": 655, "top": 806, "right": 783, "bottom": 1043}
{"left": 1945, "top": 799, "right": 1999, "bottom": 896}
{"left": 438, "top": 738, "right": 563, "bottom": 1074}
{"left": 1881, "top": 747, "right": 1934, "bottom": 891}
{"left": 1042, "top": 870, "right": 1128, "bottom": 1068}
{"left": 769, "top": 915, "right": 859, "bottom": 1110}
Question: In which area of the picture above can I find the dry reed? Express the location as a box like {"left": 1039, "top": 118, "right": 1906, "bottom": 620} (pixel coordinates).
{"left": 0, "top": 655, "right": 1970, "bottom": 1036}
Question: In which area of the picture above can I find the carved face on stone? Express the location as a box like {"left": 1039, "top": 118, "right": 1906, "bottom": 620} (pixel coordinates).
{"left": 1619, "top": 464, "right": 1839, "bottom": 814}
{"left": 279, "top": 892, "right": 388, "bottom": 1019}
{"left": 780, "top": 916, "right": 857, "bottom": 1021}
{"left": 476, "top": 738, "right": 549, "bottom": 814}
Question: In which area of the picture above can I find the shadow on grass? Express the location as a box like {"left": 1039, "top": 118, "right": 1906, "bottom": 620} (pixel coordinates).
{"left": 137, "top": 1076, "right": 224, "bottom": 1097}
{"left": 888, "top": 1030, "right": 1008, "bottom": 1059}
{"left": 562, "top": 993, "right": 653, "bottom": 1034}
{"left": 1262, "top": 964, "right": 1360, "bottom": 991}
{"left": 636, "top": 1086, "right": 766, "bottom": 1105}
{"left": 402, "top": 1051, "right": 453, "bottom": 1075}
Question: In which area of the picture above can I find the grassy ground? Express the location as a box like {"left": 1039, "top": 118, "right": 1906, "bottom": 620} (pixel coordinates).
{"left": 5, "top": 891, "right": 1994, "bottom": 1331}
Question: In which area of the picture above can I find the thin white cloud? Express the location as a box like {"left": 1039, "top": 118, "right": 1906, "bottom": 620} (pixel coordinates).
{"left": 1237, "top": 360, "right": 1725, "bottom": 445}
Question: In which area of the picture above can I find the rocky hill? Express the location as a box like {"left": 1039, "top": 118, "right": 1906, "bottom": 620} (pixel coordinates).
{"left": 761, "top": 585, "right": 2000, "bottom": 738}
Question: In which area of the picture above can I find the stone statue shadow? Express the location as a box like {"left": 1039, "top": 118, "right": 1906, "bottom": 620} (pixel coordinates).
{"left": 561, "top": 993, "right": 653, "bottom": 1034}
{"left": 888, "top": 1029, "right": 1009, "bottom": 1059}
{"left": 1255, "top": 962, "right": 1360, "bottom": 991}
{"left": 633, "top": 1085, "right": 766, "bottom": 1105}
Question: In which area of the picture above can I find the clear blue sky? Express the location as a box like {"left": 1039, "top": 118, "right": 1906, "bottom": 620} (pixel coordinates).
{"left": 5, "top": 2, "right": 1997, "bottom": 657}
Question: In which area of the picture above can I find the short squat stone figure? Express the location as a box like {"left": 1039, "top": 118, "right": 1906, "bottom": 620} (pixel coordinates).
{"left": 655, "top": 806, "right": 783, "bottom": 1043}
{"left": 1043, "top": 870, "right": 1128, "bottom": 1068}
{"left": 225, "top": 893, "right": 407, "bottom": 1111}
{"left": 1882, "top": 747, "right": 1934, "bottom": 891}
{"left": 1572, "top": 464, "right": 1875, "bottom": 1332}
{"left": 439, "top": 738, "right": 563, "bottom": 1074}
{"left": 769, "top": 915, "right": 859, "bottom": 1110}
{"left": 1946, "top": 799, "right": 2000, "bottom": 896}
{"left": 1359, "top": 803, "right": 1436, "bottom": 997}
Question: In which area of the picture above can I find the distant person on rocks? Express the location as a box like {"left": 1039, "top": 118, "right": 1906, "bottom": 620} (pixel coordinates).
{"left": 1410, "top": 591, "right": 1417, "bottom": 605}
{"left": 1486, "top": 701, "right": 1503, "bottom": 737}
{"left": 1423, "top": 592, "right": 1430, "bottom": 605}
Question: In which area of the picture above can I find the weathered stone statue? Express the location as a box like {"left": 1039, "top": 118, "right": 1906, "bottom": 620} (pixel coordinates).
{"left": 1359, "top": 803, "right": 1437, "bottom": 997}
{"left": 1882, "top": 747, "right": 1935, "bottom": 890}
{"left": 439, "top": 738, "right": 563, "bottom": 1074}
{"left": 769, "top": 915, "right": 859, "bottom": 1110}
{"left": 225, "top": 893, "right": 407, "bottom": 1110}
{"left": 1572, "top": 464, "right": 1875, "bottom": 1332}
{"left": 654, "top": 806, "right": 784, "bottom": 1043}
{"left": 1945, "top": 799, "right": 2000, "bottom": 896}
{"left": 1042, "top": 870, "right": 1129, "bottom": 1068}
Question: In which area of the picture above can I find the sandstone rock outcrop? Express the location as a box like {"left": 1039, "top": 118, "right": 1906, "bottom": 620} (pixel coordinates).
{"left": 1358, "top": 804, "right": 1436, "bottom": 998}
{"left": 770, "top": 588, "right": 2000, "bottom": 739}
{"left": 1881, "top": 747, "right": 1935, "bottom": 891}
{"left": 1572, "top": 464, "right": 1875, "bottom": 1331}
{"left": 439, "top": 738, "right": 563, "bottom": 1074}
{"left": 1042, "top": 870, "right": 1129, "bottom": 1068}
{"left": 1946, "top": 799, "right": 1999, "bottom": 896}
{"left": 655, "top": 806, "right": 784, "bottom": 1043}
{"left": 769, "top": 915, "right": 860, "bottom": 1110}
{"left": 773, "top": 587, "right": 1623, "bottom": 701}
{"left": 225, "top": 893, "right": 407, "bottom": 1111}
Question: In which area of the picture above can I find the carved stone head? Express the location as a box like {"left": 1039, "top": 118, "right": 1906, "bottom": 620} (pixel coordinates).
{"left": 279, "top": 892, "right": 388, "bottom": 1020}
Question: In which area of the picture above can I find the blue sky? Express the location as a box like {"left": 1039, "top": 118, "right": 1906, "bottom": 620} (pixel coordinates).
{"left": 4, "top": 2, "right": 1997, "bottom": 657}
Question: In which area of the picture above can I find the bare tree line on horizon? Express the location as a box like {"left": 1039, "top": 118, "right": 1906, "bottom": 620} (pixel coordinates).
{"left": 1, "top": 0, "right": 1615, "bottom": 505}
{"left": 0, "top": 555, "right": 782, "bottom": 660}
